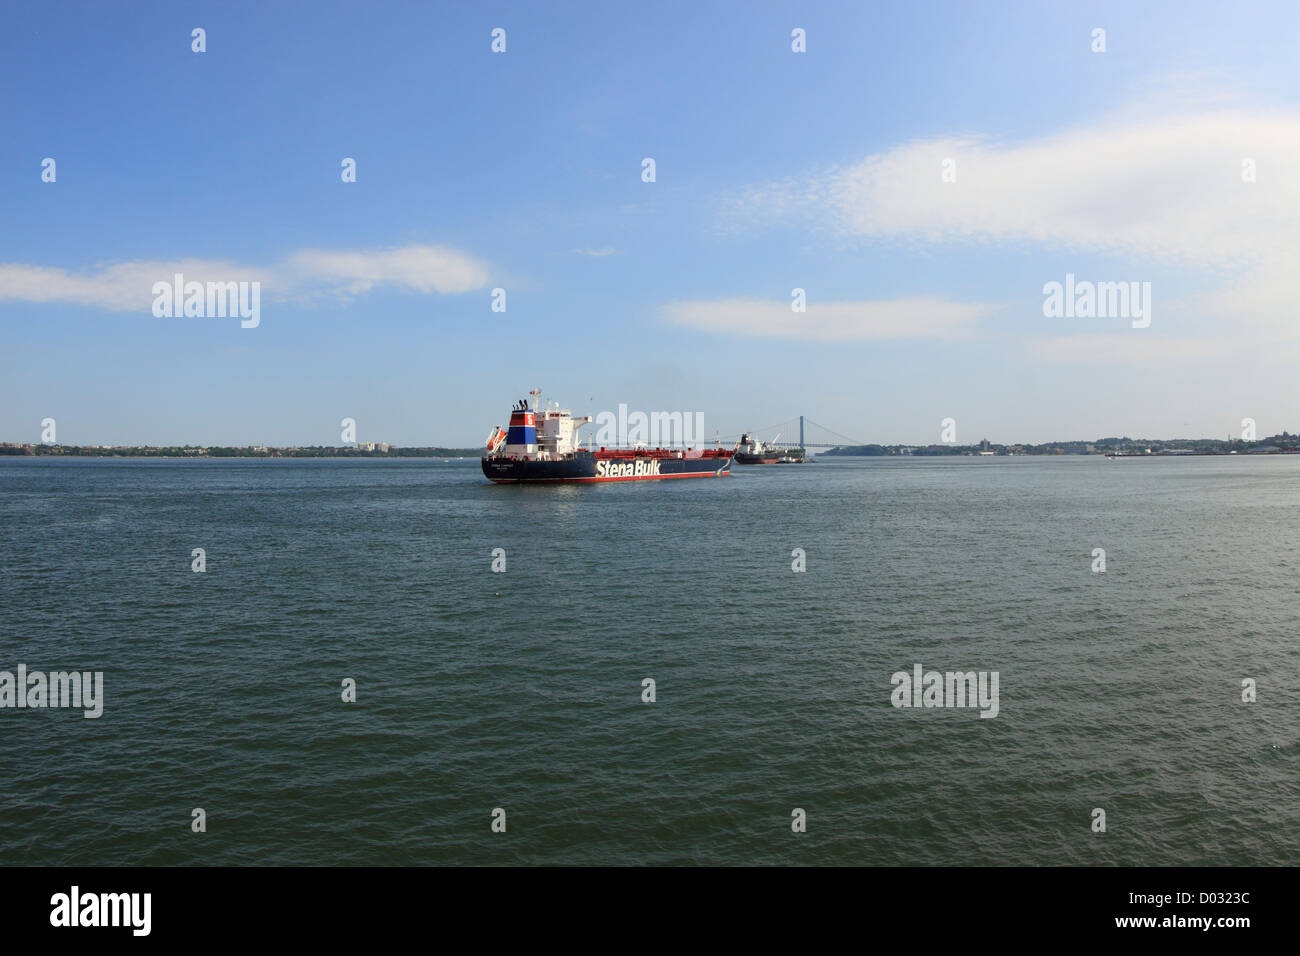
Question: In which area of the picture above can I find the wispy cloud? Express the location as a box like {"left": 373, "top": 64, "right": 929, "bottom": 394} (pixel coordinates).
{"left": 0, "top": 243, "right": 491, "bottom": 311}
{"left": 663, "top": 296, "right": 991, "bottom": 343}
{"left": 571, "top": 247, "right": 619, "bottom": 257}
{"left": 724, "top": 108, "right": 1300, "bottom": 270}
{"left": 285, "top": 245, "right": 490, "bottom": 296}
{"left": 722, "top": 104, "right": 1300, "bottom": 361}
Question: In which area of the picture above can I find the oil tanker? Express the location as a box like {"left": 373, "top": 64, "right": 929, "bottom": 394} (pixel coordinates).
{"left": 481, "top": 394, "right": 733, "bottom": 483}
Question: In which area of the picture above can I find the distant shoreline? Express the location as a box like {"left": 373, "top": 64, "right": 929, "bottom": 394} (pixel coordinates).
{"left": 0, "top": 454, "right": 481, "bottom": 460}
{"left": 0, "top": 445, "right": 481, "bottom": 459}
{"left": 4, "top": 437, "right": 1300, "bottom": 460}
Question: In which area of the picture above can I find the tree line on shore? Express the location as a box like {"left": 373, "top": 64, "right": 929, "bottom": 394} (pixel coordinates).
{"left": 822, "top": 434, "right": 1299, "bottom": 456}
{"left": 0, "top": 445, "right": 482, "bottom": 458}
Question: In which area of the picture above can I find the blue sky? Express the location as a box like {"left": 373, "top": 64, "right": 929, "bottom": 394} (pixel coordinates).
{"left": 3, "top": 0, "right": 1299, "bottom": 447}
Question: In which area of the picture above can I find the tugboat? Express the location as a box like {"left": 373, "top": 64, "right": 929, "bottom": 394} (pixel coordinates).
{"left": 734, "top": 432, "right": 806, "bottom": 465}
{"left": 481, "top": 393, "right": 734, "bottom": 483}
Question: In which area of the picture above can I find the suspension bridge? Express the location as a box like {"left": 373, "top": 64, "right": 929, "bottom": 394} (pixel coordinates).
{"left": 717, "top": 416, "right": 865, "bottom": 451}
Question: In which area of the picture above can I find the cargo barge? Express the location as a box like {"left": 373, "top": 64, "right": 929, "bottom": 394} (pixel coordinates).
{"left": 734, "top": 432, "right": 806, "bottom": 464}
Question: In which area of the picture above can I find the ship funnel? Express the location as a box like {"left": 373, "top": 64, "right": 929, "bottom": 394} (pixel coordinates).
{"left": 506, "top": 406, "right": 537, "bottom": 447}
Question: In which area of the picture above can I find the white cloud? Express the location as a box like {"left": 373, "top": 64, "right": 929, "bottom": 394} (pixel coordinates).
{"left": 726, "top": 109, "right": 1300, "bottom": 270}
{"left": 721, "top": 105, "right": 1300, "bottom": 361}
{"left": 572, "top": 247, "right": 619, "bottom": 257}
{"left": 0, "top": 243, "right": 490, "bottom": 311}
{"left": 663, "top": 296, "right": 991, "bottom": 343}
{"left": 285, "top": 245, "right": 489, "bottom": 296}
{"left": 0, "top": 259, "right": 268, "bottom": 311}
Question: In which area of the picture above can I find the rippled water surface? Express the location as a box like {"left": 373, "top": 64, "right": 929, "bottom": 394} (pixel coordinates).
{"left": 1, "top": 456, "right": 1296, "bottom": 865}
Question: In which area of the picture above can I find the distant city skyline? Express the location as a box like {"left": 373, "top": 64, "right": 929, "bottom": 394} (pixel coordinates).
{"left": 4, "top": 1, "right": 1300, "bottom": 447}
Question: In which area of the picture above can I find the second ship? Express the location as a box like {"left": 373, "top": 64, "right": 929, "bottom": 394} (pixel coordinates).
{"left": 734, "top": 432, "right": 807, "bottom": 464}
